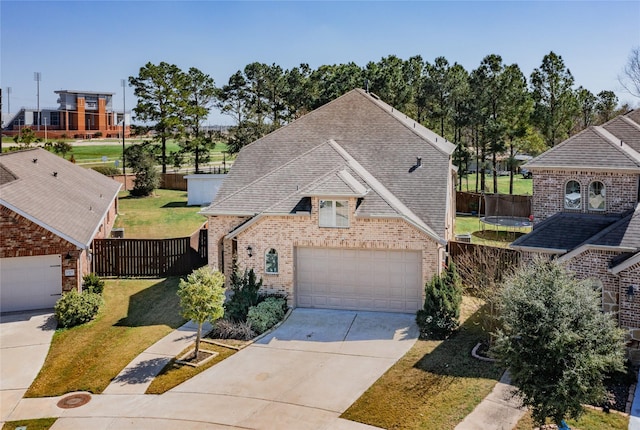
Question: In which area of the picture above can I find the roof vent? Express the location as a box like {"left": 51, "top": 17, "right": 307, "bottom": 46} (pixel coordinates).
{"left": 32, "top": 158, "right": 38, "bottom": 163}
{"left": 52, "top": 171, "right": 58, "bottom": 177}
{"left": 417, "top": 157, "right": 422, "bottom": 167}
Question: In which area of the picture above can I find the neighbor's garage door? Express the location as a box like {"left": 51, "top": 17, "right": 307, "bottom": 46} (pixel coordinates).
{"left": 295, "top": 248, "right": 422, "bottom": 313}
{"left": 0, "top": 255, "right": 62, "bottom": 313}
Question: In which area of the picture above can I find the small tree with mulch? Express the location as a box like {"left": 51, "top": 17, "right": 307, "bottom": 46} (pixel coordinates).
{"left": 177, "top": 266, "right": 226, "bottom": 357}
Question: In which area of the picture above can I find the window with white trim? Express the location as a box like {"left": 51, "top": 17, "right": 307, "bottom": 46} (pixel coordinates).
{"left": 564, "top": 180, "right": 581, "bottom": 210}
{"left": 265, "top": 248, "right": 278, "bottom": 274}
{"left": 588, "top": 181, "right": 606, "bottom": 211}
{"left": 319, "top": 200, "right": 349, "bottom": 227}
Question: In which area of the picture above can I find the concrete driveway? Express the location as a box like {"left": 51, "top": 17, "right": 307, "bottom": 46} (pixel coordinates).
{"left": 0, "top": 310, "right": 56, "bottom": 423}
{"left": 15, "top": 308, "right": 417, "bottom": 429}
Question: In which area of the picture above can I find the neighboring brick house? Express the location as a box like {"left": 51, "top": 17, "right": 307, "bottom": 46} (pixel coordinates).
{"left": 511, "top": 110, "right": 640, "bottom": 360}
{"left": 201, "top": 89, "right": 456, "bottom": 313}
{"left": 0, "top": 148, "right": 121, "bottom": 312}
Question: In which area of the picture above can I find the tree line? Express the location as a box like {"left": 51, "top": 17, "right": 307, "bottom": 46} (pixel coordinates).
{"left": 129, "top": 50, "right": 635, "bottom": 193}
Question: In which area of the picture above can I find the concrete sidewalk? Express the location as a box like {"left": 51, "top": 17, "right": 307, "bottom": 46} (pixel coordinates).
{"left": 103, "top": 320, "right": 212, "bottom": 395}
{"left": 455, "top": 371, "right": 526, "bottom": 430}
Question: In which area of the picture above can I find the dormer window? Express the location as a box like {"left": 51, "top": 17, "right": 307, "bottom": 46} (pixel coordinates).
{"left": 564, "top": 180, "right": 581, "bottom": 210}
{"left": 319, "top": 200, "right": 349, "bottom": 228}
{"left": 588, "top": 181, "right": 606, "bottom": 211}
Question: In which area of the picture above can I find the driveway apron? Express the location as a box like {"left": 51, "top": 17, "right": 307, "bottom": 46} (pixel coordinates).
{"left": 0, "top": 310, "right": 56, "bottom": 423}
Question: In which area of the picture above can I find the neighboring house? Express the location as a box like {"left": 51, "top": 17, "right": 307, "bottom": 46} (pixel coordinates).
{"left": 511, "top": 110, "right": 640, "bottom": 361}
{"left": 0, "top": 148, "right": 121, "bottom": 312}
{"left": 201, "top": 89, "right": 456, "bottom": 313}
{"left": 3, "top": 90, "right": 131, "bottom": 139}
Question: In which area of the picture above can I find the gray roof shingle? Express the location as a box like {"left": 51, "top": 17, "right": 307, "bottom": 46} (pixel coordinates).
{"left": 205, "top": 89, "right": 454, "bottom": 238}
{"left": 0, "top": 148, "right": 121, "bottom": 247}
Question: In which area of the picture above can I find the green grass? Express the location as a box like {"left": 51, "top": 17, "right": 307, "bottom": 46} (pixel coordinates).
{"left": 26, "top": 278, "right": 186, "bottom": 397}
{"left": 1, "top": 418, "right": 57, "bottom": 430}
{"left": 458, "top": 173, "right": 533, "bottom": 195}
{"left": 146, "top": 343, "right": 237, "bottom": 394}
{"left": 115, "top": 189, "right": 206, "bottom": 238}
{"left": 455, "top": 214, "right": 530, "bottom": 247}
{"left": 514, "top": 408, "right": 629, "bottom": 430}
{"left": 341, "top": 297, "right": 504, "bottom": 429}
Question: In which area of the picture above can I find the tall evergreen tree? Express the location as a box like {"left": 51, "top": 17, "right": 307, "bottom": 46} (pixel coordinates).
{"left": 181, "top": 67, "right": 216, "bottom": 173}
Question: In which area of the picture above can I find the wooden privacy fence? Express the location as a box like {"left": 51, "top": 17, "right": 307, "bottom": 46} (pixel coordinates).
{"left": 448, "top": 241, "right": 520, "bottom": 287}
{"left": 93, "top": 229, "right": 208, "bottom": 277}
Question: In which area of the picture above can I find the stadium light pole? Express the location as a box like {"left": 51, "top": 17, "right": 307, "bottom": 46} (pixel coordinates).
{"left": 34, "top": 72, "right": 41, "bottom": 131}
{"left": 121, "top": 79, "right": 126, "bottom": 190}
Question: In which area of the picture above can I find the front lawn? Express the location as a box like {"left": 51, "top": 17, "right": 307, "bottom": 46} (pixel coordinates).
{"left": 26, "top": 278, "right": 186, "bottom": 397}
{"left": 341, "top": 297, "right": 503, "bottom": 429}
{"left": 515, "top": 409, "right": 628, "bottom": 430}
{"left": 114, "top": 189, "right": 205, "bottom": 238}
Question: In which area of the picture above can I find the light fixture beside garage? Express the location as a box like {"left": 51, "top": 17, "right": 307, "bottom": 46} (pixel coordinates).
{"left": 247, "top": 246, "right": 253, "bottom": 258}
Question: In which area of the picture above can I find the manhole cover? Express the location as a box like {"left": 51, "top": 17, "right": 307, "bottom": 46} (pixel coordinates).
{"left": 57, "top": 393, "right": 91, "bottom": 409}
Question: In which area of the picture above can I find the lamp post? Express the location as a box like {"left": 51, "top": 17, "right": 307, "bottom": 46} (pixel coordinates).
{"left": 121, "top": 79, "right": 126, "bottom": 190}
{"left": 34, "top": 72, "right": 41, "bottom": 131}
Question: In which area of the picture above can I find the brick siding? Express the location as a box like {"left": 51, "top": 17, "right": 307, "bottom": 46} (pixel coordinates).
{"left": 532, "top": 170, "right": 638, "bottom": 222}
{"left": 207, "top": 197, "right": 443, "bottom": 307}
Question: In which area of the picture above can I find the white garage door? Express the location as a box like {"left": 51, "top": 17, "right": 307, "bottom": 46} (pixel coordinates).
{"left": 295, "top": 248, "right": 422, "bottom": 313}
{"left": 0, "top": 255, "right": 62, "bottom": 313}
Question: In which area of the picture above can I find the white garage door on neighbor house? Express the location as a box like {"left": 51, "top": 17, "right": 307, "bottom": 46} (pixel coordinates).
{"left": 295, "top": 247, "right": 422, "bottom": 313}
{"left": 0, "top": 255, "right": 62, "bottom": 313}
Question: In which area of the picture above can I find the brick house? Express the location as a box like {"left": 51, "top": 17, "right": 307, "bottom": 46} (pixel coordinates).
{"left": 511, "top": 110, "right": 640, "bottom": 360}
{"left": 201, "top": 89, "right": 456, "bottom": 313}
{"left": 0, "top": 148, "right": 121, "bottom": 312}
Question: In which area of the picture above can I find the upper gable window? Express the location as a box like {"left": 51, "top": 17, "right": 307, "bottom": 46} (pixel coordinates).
{"left": 265, "top": 248, "right": 278, "bottom": 274}
{"left": 588, "top": 181, "right": 606, "bottom": 211}
{"left": 564, "top": 180, "right": 581, "bottom": 210}
{"left": 319, "top": 200, "right": 349, "bottom": 228}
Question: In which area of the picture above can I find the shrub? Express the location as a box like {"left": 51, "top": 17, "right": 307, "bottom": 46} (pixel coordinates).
{"left": 54, "top": 290, "right": 103, "bottom": 328}
{"left": 416, "top": 262, "right": 462, "bottom": 339}
{"left": 257, "top": 292, "right": 288, "bottom": 313}
{"left": 82, "top": 273, "right": 105, "bottom": 295}
{"left": 247, "top": 297, "right": 286, "bottom": 334}
{"left": 210, "top": 318, "right": 256, "bottom": 340}
{"left": 94, "top": 131, "right": 103, "bottom": 138}
{"left": 92, "top": 165, "right": 120, "bottom": 176}
{"left": 224, "top": 268, "right": 262, "bottom": 322}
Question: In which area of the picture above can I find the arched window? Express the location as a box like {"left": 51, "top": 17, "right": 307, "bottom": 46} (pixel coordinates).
{"left": 265, "top": 248, "right": 278, "bottom": 274}
{"left": 564, "top": 180, "right": 581, "bottom": 210}
{"left": 588, "top": 181, "right": 606, "bottom": 211}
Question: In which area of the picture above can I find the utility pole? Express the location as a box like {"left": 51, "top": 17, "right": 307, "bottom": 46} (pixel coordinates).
{"left": 34, "top": 72, "right": 41, "bottom": 131}
{"left": 121, "top": 79, "right": 126, "bottom": 190}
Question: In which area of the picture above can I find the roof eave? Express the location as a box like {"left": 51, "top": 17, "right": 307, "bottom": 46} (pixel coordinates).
{"left": 526, "top": 165, "right": 640, "bottom": 173}
{"left": 609, "top": 253, "right": 640, "bottom": 274}
{"left": 558, "top": 244, "right": 638, "bottom": 263}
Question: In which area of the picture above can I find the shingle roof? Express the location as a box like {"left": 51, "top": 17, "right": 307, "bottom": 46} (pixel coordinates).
{"left": 0, "top": 148, "right": 121, "bottom": 248}
{"left": 589, "top": 205, "right": 640, "bottom": 249}
{"left": 525, "top": 126, "right": 640, "bottom": 171}
{"left": 602, "top": 116, "right": 640, "bottom": 154}
{"left": 510, "top": 212, "right": 623, "bottom": 252}
{"left": 205, "top": 89, "right": 454, "bottom": 238}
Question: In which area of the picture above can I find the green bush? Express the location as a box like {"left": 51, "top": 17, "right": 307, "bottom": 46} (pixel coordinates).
{"left": 54, "top": 290, "right": 104, "bottom": 328}
{"left": 416, "top": 262, "right": 462, "bottom": 339}
{"left": 247, "top": 297, "right": 286, "bottom": 334}
{"left": 82, "top": 273, "right": 105, "bottom": 295}
{"left": 224, "top": 268, "right": 262, "bottom": 322}
{"left": 92, "top": 165, "right": 120, "bottom": 176}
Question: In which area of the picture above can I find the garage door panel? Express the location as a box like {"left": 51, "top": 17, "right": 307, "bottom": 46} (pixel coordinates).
{"left": 0, "top": 255, "right": 62, "bottom": 313}
{"left": 296, "top": 248, "right": 422, "bottom": 313}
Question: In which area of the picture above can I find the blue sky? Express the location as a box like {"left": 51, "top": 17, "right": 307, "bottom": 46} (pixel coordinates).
{"left": 2, "top": 1, "right": 639, "bottom": 125}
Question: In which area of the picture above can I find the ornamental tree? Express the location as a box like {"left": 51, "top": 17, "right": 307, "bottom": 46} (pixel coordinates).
{"left": 177, "top": 266, "right": 226, "bottom": 357}
{"left": 493, "top": 258, "right": 625, "bottom": 427}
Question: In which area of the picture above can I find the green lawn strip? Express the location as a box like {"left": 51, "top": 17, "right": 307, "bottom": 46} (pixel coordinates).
{"left": 458, "top": 173, "right": 533, "bottom": 196}
{"left": 341, "top": 297, "right": 503, "bottom": 430}
{"left": 25, "top": 279, "right": 186, "bottom": 397}
{"left": 514, "top": 408, "right": 629, "bottom": 430}
{"left": 145, "top": 343, "right": 237, "bottom": 394}
{"left": 455, "top": 215, "right": 530, "bottom": 247}
{"left": 114, "top": 189, "right": 205, "bottom": 238}
{"left": 2, "top": 418, "right": 57, "bottom": 430}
